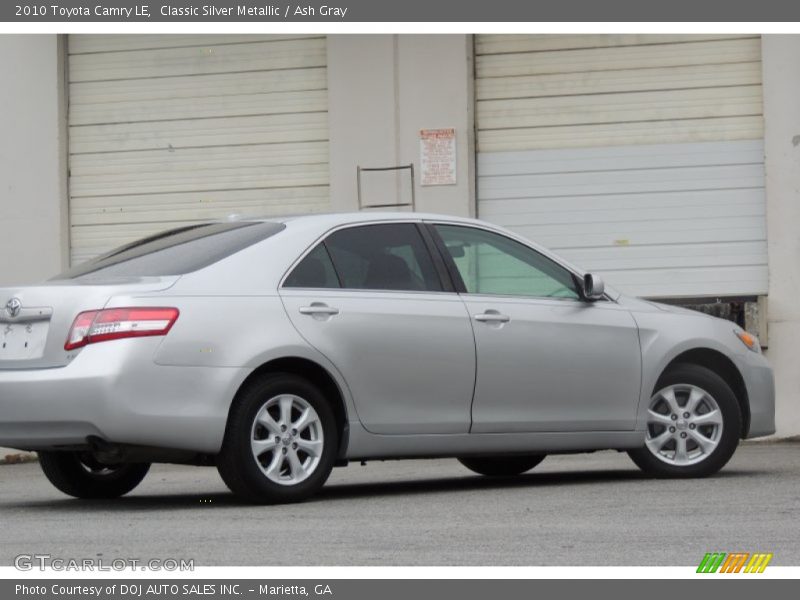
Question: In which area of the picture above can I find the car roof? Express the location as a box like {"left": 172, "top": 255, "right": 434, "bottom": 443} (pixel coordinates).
{"left": 248, "top": 211, "right": 479, "bottom": 227}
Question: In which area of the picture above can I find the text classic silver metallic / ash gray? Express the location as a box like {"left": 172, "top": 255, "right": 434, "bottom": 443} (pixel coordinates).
{"left": 0, "top": 213, "right": 775, "bottom": 503}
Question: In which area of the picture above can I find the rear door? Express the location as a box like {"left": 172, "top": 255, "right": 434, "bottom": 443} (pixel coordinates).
{"left": 279, "top": 222, "right": 476, "bottom": 435}
{"left": 431, "top": 223, "right": 641, "bottom": 433}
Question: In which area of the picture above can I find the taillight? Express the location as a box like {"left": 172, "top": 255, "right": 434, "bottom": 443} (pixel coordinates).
{"left": 64, "top": 307, "right": 179, "bottom": 351}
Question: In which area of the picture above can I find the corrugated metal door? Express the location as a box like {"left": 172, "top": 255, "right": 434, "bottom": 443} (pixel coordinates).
{"left": 67, "top": 35, "right": 329, "bottom": 265}
{"left": 475, "top": 35, "right": 767, "bottom": 298}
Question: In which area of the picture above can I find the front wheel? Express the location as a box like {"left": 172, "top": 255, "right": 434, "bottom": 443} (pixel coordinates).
{"left": 628, "top": 363, "right": 741, "bottom": 478}
{"left": 458, "top": 454, "right": 545, "bottom": 477}
{"left": 217, "top": 374, "right": 338, "bottom": 504}
{"left": 38, "top": 452, "right": 150, "bottom": 499}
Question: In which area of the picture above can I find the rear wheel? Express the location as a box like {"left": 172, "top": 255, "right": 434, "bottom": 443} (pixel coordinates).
{"left": 628, "top": 363, "right": 741, "bottom": 478}
{"left": 38, "top": 451, "right": 150, "bottom": 499}
{"left": 458, "top": 455, "right": 545, "bottom": 477}
{"left": 217, "top": 373, "right": 338, "bottom": 504}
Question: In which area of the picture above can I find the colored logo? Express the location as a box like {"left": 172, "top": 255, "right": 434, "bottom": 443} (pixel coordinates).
{"left": 697, "top": 552, "right": 773, "bottom": 573}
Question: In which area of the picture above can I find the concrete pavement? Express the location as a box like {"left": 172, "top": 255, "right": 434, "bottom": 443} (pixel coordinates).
{"left": 0, "top": 441, "right": 797, "bottom": 566}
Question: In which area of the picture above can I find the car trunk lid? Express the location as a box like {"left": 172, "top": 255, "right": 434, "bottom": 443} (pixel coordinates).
{"left": 0, "top": 276, "right": 178, "bottom": 369}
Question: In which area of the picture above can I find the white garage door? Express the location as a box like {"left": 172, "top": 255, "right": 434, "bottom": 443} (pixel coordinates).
{"left": 475, "top": 35, "right": 767, "bottom": 298}
{"left": 67, "top": 35, "right": 329, "bottom": 265}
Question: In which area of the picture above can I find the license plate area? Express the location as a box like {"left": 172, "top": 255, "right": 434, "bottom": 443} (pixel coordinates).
{"left": 0, "top": 321, "right": 50, "bottom": 360}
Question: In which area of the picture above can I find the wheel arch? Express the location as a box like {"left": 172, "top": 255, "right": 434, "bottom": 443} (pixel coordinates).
{"left": 228, "top": 357, "right": 350, "bottom": 459}
{"left": 658, "top": 348, "right": 750, "bottom": 438}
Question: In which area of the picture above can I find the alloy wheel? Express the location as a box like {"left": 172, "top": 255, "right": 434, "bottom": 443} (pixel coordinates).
{"left": 77, "top": 453, "right": 122, "bottom": 477}
{"left": 250, "top": 394, "right": 324, "bottom": 486}
{"left": 644, "top": 384, "right": 724, "bottom": 466}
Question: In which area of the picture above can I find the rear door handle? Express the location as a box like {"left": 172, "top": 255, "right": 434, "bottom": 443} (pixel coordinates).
{"left": 299, "top": 303, "right": 340, "bottom": 317}
{"left": 473, "top": 311, "right": 510, "bottom": 323}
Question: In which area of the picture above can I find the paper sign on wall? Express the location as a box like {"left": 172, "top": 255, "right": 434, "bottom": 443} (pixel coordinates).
{"left": 420, "top": 128, "right": 457, "bottom": 186}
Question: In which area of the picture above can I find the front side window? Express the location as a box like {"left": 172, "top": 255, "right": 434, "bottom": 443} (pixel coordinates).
{"left": 323, "top": 224, "right": 443, "bottom": 292}
{"left": 434, "top": 225, "right": 580, "bottom": 299}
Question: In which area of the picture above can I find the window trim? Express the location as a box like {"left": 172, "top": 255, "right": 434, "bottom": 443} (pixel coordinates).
{"left": 425, "top": 222, "right": 600, "bottom": 303}
{"left": 321, "top": 241, "right": 345, "bottom": 288}
{"left": 417, "top": 223, "right": 457, "bottom": 293}
{"left": 279, "top": 220, "right": 452, "bottom": 295}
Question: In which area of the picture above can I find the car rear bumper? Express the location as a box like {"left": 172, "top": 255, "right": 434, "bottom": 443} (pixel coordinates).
{"left": 736, "top": 351, "right": 775, "bottom": 439}
{"left": 0, "top": 339, "right": 248, "bottom": 453}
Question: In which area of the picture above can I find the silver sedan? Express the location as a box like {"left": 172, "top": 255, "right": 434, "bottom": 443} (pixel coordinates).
{"left": 0, "top": 213, "right": 775, "bottom": 503}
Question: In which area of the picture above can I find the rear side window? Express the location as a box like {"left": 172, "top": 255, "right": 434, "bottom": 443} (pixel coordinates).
{"left": 284, "top": 244, "right": 340, "bottom": 289}
{"left": 297, "top": 224, "right": 443, "bottom": 292}
{"left": 55, "top": 222, "right": 285, "bottom": 280}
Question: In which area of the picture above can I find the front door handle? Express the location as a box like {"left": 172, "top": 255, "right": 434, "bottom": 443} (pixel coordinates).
{"left": 299, "top": 303, "right": 340, "bottom": 317}
{"left": 473, "top": 310, "right": 510, "bottom": 323}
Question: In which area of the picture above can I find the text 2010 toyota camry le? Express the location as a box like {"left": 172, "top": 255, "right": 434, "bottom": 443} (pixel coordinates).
{"left": 0, "top": 213, "right": 775, "bottom": 503}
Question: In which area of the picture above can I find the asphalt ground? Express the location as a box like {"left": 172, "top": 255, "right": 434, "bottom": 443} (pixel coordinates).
{"left": 0, "top": 441, "right": 798, "bottom": 566}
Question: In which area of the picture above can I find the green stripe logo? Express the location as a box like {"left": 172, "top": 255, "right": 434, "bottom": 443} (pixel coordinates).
{"left": 697, "top": 553, "right": 727, "bottom": 573}
{"left": 697, "top": 552, "right": 773, "bottom": 573}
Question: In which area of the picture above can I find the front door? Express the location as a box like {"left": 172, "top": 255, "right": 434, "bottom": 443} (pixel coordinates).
{"left": 432, "top": 223, "right": 641, "bottom": 433}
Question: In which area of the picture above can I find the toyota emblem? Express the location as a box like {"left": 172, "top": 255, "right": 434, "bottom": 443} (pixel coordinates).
{"left": 5, "top": 297, "right": 21, "bottom": 318}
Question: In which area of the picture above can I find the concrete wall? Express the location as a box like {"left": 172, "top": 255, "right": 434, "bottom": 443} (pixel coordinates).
{"left": 0, "top": 35, "right": 66, "bottom": 458}
{"left": 327, "top": 35, "right": 475, "bottom": 216}
{"left": 0, "top": 35, "right": 68, "bottom": 286}
{"left": 762, "top": 35, "right": 800, "bottom": 438}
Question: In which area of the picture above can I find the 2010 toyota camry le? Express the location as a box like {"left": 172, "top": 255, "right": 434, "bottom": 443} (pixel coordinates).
{"left": 0, "top": 213, "right": 775, "bottom": 503}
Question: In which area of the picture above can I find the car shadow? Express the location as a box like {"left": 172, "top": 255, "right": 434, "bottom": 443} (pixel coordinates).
{"left": 315, "top": 467, "right": 760, "bottom": 502}
{"left": 318, "top": 468, "right": 647, "bottom": 501}
{"left": 5, "top": 467, "right": 760, "bottom": 512}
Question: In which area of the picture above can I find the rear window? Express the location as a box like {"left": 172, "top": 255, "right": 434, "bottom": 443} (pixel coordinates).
{"left": 55, "top": 221, "right": 285, "bottom": 280}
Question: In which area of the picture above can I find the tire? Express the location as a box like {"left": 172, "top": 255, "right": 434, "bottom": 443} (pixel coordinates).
{"left": 458, "top": 454, "right": 545, "bottom": 477}
{"left": 628, "top": 363, "right": 741, "bottom": 478}
{"left": 38, "top": 451, "right": 150, "bottom": 499}
{"left": 217, "top": 373, "right": 338, "bottom": 504}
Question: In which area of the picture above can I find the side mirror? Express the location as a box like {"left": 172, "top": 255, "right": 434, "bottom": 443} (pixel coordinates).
{"left": 582, "top": 273, "right": 605, "bottom": 301}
